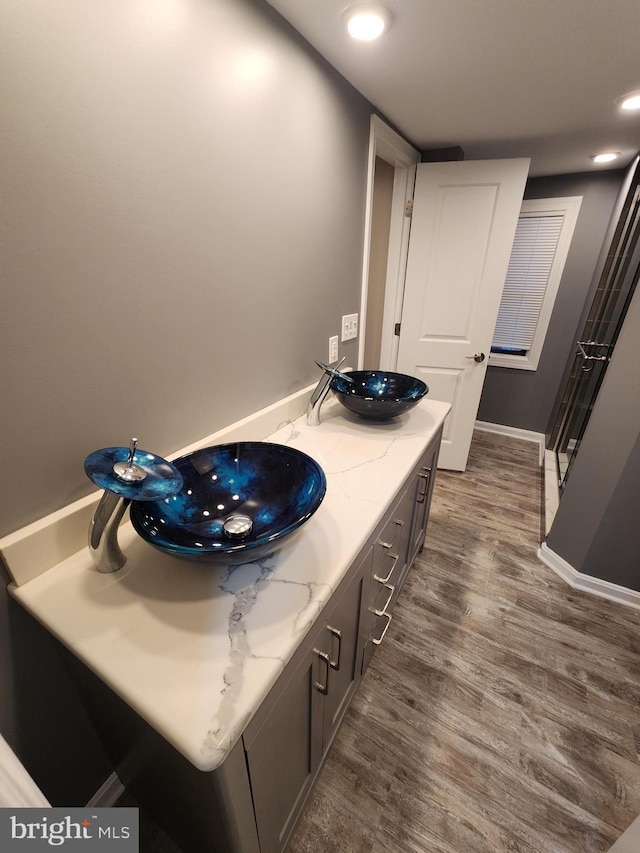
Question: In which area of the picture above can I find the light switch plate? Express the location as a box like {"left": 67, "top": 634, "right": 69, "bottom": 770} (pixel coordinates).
{"left": 341, "top": 313, "right": 358, "bottom": 342}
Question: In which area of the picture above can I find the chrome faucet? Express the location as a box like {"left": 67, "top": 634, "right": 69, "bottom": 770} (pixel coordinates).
{"left": 86, "top": 438, "right": 146, "bottom": 573}
{"left": 307, "top": 357, "right": 353, "bottom": 426}
{"left": 84, "top": 438, "right": 183, "bottom": 573}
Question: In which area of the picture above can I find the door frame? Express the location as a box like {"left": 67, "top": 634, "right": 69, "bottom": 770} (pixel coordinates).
{"left": 358, "top": 116, "right": 420, "bottom": 370}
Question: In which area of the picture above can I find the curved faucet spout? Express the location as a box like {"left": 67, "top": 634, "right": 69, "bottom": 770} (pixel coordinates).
{"left": 307, "top": 373, "right": 334, "bottom": 427}
{"left": 84, "top": 439, "right": 184, "bottom": 573}
{"left": 307, "top": 357, "right": 353, "bottom": 426}
{"left": 88, "top": 491, "right": 131, "bottom": 573}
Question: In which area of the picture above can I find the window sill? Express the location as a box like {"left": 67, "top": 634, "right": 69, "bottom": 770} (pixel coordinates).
{"left": 489, "top": 352, "right": 537, "bottom": 371}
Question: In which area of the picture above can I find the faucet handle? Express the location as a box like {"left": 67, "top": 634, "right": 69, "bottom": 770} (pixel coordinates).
{"left": 314, "top": 358, "right": 354, "bottom": 383}
{"left": 126, "top": 437, "right": 138, "bottom": 467}
{"left": 113, "top": 437, "right": 146, "bottom": 483}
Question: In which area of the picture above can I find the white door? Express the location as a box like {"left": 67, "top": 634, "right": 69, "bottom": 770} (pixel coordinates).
{"left": 396, "top": 158, "right": 530, "bottom": 470}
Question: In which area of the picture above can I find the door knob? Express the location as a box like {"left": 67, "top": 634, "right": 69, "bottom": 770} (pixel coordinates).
{"left": 465, "top": 352, "right": 485, "bottom": 363}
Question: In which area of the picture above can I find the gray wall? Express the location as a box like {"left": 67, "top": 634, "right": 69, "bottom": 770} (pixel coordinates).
{"left": 546, "top": 278, "right": 640, "bottom": 587}
{"left": 579, "top": 434, "right": 640, "bottom": 588}
{"left": 477, "top": 170, "right": 624, "bottom": 434}
{"left": 1, "top": 0, "right": 370, "bottom": 540}
{"left": 1, "top": 0, "right": 373, "bottom": 803}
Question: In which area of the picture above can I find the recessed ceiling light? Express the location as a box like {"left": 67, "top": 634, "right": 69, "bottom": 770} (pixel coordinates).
{"left": 621, "top": 93, "right": 640, "bottom": 111}
{"left": 344, "top": 4, "right": 392, "bottom": 41}
{"left": 592, "top": 151, "right": 620, "bottom": 164}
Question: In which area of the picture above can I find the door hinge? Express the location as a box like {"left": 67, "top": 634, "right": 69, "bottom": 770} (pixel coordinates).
{"left": 404, "top": 199, "right": 413, "bottom": 218}
{"left": 394, "top": 322, "right": 401, "bottom": 336}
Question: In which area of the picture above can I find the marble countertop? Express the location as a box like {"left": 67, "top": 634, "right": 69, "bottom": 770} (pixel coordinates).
{"left": 10, "top": 395, "right": 449, "bottom": 772}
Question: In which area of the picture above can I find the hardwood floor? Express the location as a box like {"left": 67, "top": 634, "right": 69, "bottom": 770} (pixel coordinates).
{"left": 288, "top": 430, "right": 640, "bottom": 853}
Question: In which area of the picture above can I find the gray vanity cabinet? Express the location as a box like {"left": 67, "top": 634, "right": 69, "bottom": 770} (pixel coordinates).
{"left": 242, "top": 548, "right": 370, "bottom": 853}
{"left": 244, "top": 427, "right": 443, "bottom": 853}
{"left": 362, "top": 429, "right": 442, "bottom": 672}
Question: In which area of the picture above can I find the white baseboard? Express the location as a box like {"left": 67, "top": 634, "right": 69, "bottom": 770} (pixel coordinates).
{"left": 85, "top": 772, "right": 125, "bottom": 808}
{"left": 538, "top": 542, "right": 640, "bottom": 611}
{"left": 475, "top": 421, "right": 546, "bottom": 466}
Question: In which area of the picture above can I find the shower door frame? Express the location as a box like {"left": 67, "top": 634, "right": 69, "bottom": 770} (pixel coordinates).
{"left": 549, "top": 179, "right": 640, "bottom": 489}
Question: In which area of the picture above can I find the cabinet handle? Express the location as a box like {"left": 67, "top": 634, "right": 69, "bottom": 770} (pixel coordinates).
{"left": 327, "top": 625, "right": 342, "bottom": 671}
{"left": 314, "top": 649, "right": 331, "bottom": 695}
{"left": 373, "top": 583, "right": 395, "bottom": 617}
{"left": 374, "top": 551, "right": 399, "bottom": 584}
{"left": 377, "top": 519, "right": 404, "bottom": 550}
{"left": 416, "top": 466, "right": 431, "bottom": 503}
{"left": 371, "top": 612, "right": 392, "bottom": 646}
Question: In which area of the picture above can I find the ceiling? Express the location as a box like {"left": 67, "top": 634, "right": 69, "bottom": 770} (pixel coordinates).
{"left": 265, "top": 0, "right": 640, "bottom": 177}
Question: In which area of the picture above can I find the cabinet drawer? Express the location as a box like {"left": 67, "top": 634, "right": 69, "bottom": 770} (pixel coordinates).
{"left": 371, "top": 576, "right": 395, "bottom": 616}
{"left": 372, "top": 492, "right": 410, "bottom": 581}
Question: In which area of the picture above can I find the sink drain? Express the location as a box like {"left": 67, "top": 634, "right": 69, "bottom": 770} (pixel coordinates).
{"left": 222, "top": 514, "right": 253, "bottom": 539}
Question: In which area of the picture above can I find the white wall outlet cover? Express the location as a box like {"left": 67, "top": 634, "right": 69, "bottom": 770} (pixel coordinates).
{"left": 329, "top": 335, "right": 339, "bottom": 362}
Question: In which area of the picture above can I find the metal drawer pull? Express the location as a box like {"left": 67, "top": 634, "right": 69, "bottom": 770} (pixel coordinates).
{"left": 327, "top": 625, "right": 342, "bottom": 671}
{"left": 373, "top": 583, "right": 395, "bottom": 617}
{"left": 314, "top": 649, "right": 331, "bottom": 695}
{"left": 374, "top": 551, "right": 399, "bottom": 584}
{"left": 371, "top": 612, "right": 392, "bottom": 646}
{"left": 378, "top": 519, "right": 404, "bottom": 550}
{"left": 417, "top": 466, "right": 431, "bottom": 503}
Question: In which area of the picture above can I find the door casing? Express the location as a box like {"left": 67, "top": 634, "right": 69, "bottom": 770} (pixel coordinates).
{"left": 358, "top": 116, "right": 419, "bottom": 371}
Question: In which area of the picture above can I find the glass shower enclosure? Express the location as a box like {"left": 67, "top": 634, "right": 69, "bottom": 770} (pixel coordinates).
{"left": 549, "top": 177, "right": 640, "bottom": 489}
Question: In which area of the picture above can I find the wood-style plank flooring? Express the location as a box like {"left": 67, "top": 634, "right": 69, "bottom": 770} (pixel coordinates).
{"left": 288, "top": 430, "right": 640, "bottom": 853}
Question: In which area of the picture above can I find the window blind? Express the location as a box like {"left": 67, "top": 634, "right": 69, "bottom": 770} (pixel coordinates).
{"left": 492, "top": 213, "right": 564, "bottom": 351}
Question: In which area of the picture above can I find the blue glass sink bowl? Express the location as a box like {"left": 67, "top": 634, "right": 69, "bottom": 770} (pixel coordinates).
{"left": 129, "top": 442, "right": 327, "bottom": 564}
{"left": 331, "top": 370, "right": 428, "bottom": 420}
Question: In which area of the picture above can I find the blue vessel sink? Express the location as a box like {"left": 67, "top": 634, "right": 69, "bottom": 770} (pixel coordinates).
{"left": 331, "top": 370, "right": 428, "bottom": 420}
{"left": 130, "top": 442, "right": 326, "bottom": 564}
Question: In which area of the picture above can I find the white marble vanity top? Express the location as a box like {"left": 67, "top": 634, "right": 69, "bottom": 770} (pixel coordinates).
{"left": 7, "top": 394, "right": 449, "bottom": 772}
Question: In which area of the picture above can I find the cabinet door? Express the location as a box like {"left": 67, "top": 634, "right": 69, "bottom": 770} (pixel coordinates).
{"left": 321, "top": 551, "right": 369, "bottom": 751}
{"left": 244, "top": 623, "right": 327, "bottom": 853}
{"left": 244, "top": 552, "right": 369, "bottom": 853}
{"left": 407, "top": 436, "right": 441, "bottom": 568}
